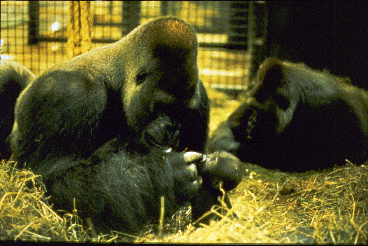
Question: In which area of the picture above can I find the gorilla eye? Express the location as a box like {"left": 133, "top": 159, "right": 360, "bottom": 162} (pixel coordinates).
{"left": 136, "top": 70, "right": 148, "bottom": 85}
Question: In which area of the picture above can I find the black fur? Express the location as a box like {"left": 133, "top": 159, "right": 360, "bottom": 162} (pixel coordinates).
{"left": 0, "top": 60, "right": 34, "bottom": 159}
{"left": 208, "top": 57, "right": 368, "bottom": 172}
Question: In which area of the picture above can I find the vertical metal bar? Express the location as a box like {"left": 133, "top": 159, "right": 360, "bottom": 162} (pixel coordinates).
{"left": 161, "top": 1, "right": 168, "bottom": 16}
{"left": 122, "top": 1, "right": 141, "bottom": 36}
{"left": 247, "top": 1, "right": 267, "bottom": 85}
{"left": 109, "top": 1, "right": 113, "bottom": 15}
{"left": 28, "top": 1, "right": 40, "bottom": 45}
{"left": 246, "top": 1, "right": 255, "bottom": 85}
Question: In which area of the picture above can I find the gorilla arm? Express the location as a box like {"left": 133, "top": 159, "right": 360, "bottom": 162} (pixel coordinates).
{"left": 10, "top": 69, "right": 111, "bottom": 174}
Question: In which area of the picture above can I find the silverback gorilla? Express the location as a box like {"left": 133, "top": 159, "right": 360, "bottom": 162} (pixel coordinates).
{"left": 0, "top": 60, "right": 34, "bottom": 159}
{"left": 9, "top": 17, "right": 243, "bottom": 234}
{"left": 208, "top": 57, "right": 368, "bottom": 172}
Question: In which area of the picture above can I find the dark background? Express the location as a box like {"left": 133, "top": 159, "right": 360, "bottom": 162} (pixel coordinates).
{"left": 265, "top": 1, "right": 368, "bottom": 89}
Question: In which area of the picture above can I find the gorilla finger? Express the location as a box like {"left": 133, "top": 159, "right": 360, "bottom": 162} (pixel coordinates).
{"left": 185, "top": 176, "right": 203, "bottom": 198}
{"left": 174, "top": 163, "right": 198, "bottom": 184}
{"left": 187, "top": 163, "right": 198, "bottom": 179}
{"left": 183, "top": 151, "right": 203, "bottom": 163}
{"left": 175, "top": 175, "right": 202, "bottom": 201}
{"left": 198, "top": 175, "right": 203, "bottom": 186}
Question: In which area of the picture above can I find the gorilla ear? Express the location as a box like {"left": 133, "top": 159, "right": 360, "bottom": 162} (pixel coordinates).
{"left": 253, "top": 57, "right": 285, "bottom": 103}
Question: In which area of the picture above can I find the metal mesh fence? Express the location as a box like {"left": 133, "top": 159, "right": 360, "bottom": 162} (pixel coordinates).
{"left": 1, "top": 1, "right": 255, "bottom": 89}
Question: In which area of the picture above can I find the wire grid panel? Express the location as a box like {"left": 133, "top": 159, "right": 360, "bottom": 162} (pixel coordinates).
{"left": 0, "top": 1, "right": 250, "bottom": 89}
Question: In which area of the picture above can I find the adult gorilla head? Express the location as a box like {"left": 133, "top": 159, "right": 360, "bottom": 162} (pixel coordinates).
{"left": 120, "top": 18, "right": 202, "bottom": 149}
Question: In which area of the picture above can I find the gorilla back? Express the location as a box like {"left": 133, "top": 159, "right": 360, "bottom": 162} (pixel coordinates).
{"left": 209, "top": 58, "right": 368, "bottom": 172}
{"left": 0, "top": 60, "right": 34, "bottom": 159}
{"left": 10, "top": 17, "right": 213, "bottom": 234}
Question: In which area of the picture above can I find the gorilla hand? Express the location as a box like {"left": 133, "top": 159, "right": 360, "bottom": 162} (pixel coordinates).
{"left": 164, "top": 151, "right": 203, "bottom": 201}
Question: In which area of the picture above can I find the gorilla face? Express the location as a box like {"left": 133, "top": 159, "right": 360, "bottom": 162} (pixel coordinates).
{"left": 121, "top": 18, "right": 200, "bottom": 146}
{"left": 242, "top": 60, "right": 301, "bottom": 136}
